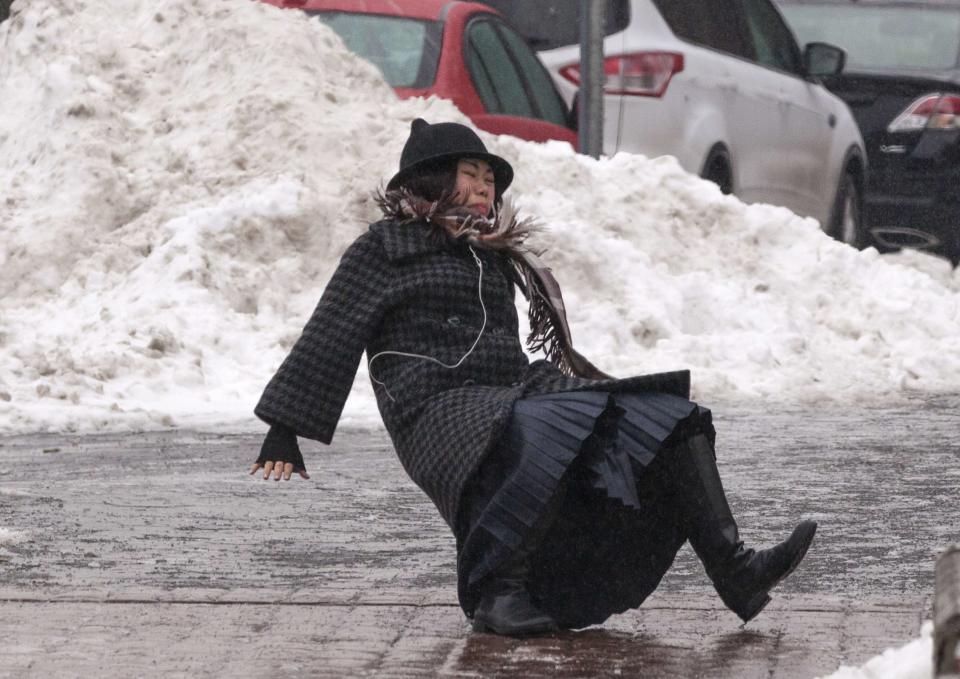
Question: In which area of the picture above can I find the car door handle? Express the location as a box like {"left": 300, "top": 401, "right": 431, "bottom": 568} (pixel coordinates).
{"left": 828, "top": 113, "right": 837, "bottom": 128}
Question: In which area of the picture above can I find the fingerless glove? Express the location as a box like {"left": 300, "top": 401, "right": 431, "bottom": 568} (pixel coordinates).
{"left": 256, "top": 424, "right": 307, "bottom": 472}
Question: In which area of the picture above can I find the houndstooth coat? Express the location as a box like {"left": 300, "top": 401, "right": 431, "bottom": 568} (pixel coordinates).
{"left": 254, "top": 219, "right": 691, "bottom": 529}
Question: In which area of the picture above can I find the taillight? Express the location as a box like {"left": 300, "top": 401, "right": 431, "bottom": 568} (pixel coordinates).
{"left": 887, "top": 93, "right": 960, "bottom": 133}
{"left": 559, "top": 52, "right": 684, "bottom": 97}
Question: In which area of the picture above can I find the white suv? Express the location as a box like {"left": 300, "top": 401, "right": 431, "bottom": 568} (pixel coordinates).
{"left": 483, "top": 0, "right": 868, "bottom": 240}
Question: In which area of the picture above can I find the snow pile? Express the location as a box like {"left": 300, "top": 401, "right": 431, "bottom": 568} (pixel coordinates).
{"left": 1, "top": 0, "right": 959, "bottom": 435}
{"left": 507, "top": 146, "right": 960, "bottom": 401}
{"left": 0, "top": 0, "right": 458, "bottom": 432}
{"left": 817, "top": 622, "right": 932, "bottom": 679}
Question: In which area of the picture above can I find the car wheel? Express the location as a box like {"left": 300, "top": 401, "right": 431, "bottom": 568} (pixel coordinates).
{"left": 702, "top": 148, "right": 733, "bottom": 195}
{"left": 828, "top": 171, "right": 863, "bottom": 248}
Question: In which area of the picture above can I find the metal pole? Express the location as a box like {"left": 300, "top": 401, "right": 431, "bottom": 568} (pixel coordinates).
{"left": 578, "top": 0, "right": 605, "bottom": 158}
{"left": 935, "top": 545, "right": 960, "bottom": 678}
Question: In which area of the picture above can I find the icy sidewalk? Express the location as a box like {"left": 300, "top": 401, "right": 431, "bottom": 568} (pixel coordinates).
{"left": 1, "top": 399, "right": 956, "bottom": 678}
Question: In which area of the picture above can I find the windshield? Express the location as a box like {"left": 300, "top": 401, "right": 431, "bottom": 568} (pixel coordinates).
{"left": 478, "top": 1, "right": 630, "bottom": 51}
{"left": 306, "top": 12, "right": 443, "bottom": 88}
{"left": 779, "top": 4, "right": 960, "bottom": 72}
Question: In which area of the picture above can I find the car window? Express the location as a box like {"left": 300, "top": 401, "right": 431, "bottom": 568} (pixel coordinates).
{"left": 307, "top": 12, "right": 443, "bottom": 88}
{"left": 652, "top": 0, "right": 754, "bottom": 60}
{"left": 479, "top": 1, "right": 630, "bottom": 51}
{"left": 738, "top": 0, "right": 803, "bottom": 73}
{"left": 777, "top": 3, "right": 960, "bottom": 72}
{"left": 466, "top": 20, "right": 534, "bottom": 118}
{"left": 496, "top": 23, "right": 569, "bottom": 127}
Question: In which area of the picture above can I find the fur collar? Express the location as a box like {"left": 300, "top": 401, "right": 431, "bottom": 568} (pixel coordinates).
{"left": 376, "top": 188, "right": 541, "bottom": 257}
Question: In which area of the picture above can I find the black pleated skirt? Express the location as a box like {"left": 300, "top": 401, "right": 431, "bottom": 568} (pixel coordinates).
{"left": 456, "top": 390, "right": 714, "bottom": 629}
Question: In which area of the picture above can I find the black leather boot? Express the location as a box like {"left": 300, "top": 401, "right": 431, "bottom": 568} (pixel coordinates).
{"left": 472, "top": 556, "right": 559, "bottom": 635}
{"left": 672, "top": 433, "right": 818, "bottom": 623}
{"left": 471, "top": 472, "right": 567, "bottom": 637}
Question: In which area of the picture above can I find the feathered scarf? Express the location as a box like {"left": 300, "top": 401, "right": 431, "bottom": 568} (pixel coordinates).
{"left": 376, "top": 189, "right": 611, "bottom": 380}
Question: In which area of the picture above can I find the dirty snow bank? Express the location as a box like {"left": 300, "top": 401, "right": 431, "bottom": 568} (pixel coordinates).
{"left": 1, "top": 0, "right": 959, "bottom": 436}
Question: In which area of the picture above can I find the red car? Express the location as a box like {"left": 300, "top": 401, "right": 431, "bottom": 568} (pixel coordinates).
{"left": 259, "top": 0, "right": 579, "bottom": 149}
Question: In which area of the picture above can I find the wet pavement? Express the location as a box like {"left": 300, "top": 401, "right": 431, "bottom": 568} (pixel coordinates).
{"left": 0, "top": 397, "right": 958, "bottom": 677}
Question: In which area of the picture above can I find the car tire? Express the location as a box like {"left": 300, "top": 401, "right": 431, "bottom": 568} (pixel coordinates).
{"left": 702, "top": 147, "right": 733, "bottom": 195}
{"left": 828, "top": 171, "right": 863, "bottom": 248}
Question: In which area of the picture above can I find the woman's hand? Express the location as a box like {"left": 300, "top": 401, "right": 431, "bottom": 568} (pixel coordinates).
{"left": 249, "top": 460, "right": 310, "bottom": 481}
{"left": 253, "top": 426, "right": 308, "bottom": 480}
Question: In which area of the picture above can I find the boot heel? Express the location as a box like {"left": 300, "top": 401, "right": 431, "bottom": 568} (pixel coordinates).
{"left": 472, "top": 617, "right": 491, "bottom": 633}
{"left": 738, "top": 593, "right": 772, "bottom": 624}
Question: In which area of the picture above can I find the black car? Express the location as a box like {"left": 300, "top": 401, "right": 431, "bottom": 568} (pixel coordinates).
{"left": 776, "top": 0, "right": 960, "bottom": 265}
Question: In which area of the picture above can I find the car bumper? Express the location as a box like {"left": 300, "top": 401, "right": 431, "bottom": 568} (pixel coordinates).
{"left": 864, "top": 195, "right": 959, "bottom": 263}
{"left": 863, "top": 135, "right": 960, "bottom": 264}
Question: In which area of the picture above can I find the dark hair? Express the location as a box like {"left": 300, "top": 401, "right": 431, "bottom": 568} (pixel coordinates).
{"left": 374, "top": 159, "right": 458, "bottom": 217}
{"left": 376, "top": 157, "right": 505, "bottom": 220}
{"left": 395, "top": 158, "right": 459, "bottom": 203}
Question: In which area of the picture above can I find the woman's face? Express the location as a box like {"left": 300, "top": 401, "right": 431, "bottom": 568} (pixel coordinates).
{"left": 454, "top": 158, "right": 496, "bottom": 217}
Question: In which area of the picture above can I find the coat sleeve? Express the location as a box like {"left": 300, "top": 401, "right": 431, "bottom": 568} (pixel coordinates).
{"left": 254, "top": 231, "right": 391, "bottom": 443}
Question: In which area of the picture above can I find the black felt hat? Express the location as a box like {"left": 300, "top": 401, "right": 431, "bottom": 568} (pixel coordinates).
{"left": 387, "top": 118, "right": 514, "bottom": 198}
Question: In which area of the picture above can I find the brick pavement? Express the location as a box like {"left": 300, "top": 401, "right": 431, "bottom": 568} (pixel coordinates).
{"left": 1, "top": 398, "right": 956, "bottom": 677}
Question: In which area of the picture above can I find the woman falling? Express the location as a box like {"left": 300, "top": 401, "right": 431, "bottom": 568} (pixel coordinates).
{"left": 250, "top": 119, "right": 817, "bottom": 636}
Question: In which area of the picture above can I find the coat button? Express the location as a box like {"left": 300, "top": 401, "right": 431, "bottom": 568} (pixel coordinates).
{"left": 447, "top": 315, "right": 462, "bottom": 327}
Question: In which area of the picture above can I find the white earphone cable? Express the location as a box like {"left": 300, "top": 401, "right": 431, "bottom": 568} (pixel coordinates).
{"left": 368, "top": 245, "right": 487, "bottom": 402}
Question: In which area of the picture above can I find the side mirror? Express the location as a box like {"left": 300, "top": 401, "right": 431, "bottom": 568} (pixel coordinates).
{"left": 804, "top": 42, "right": 846, "bottom": 78}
